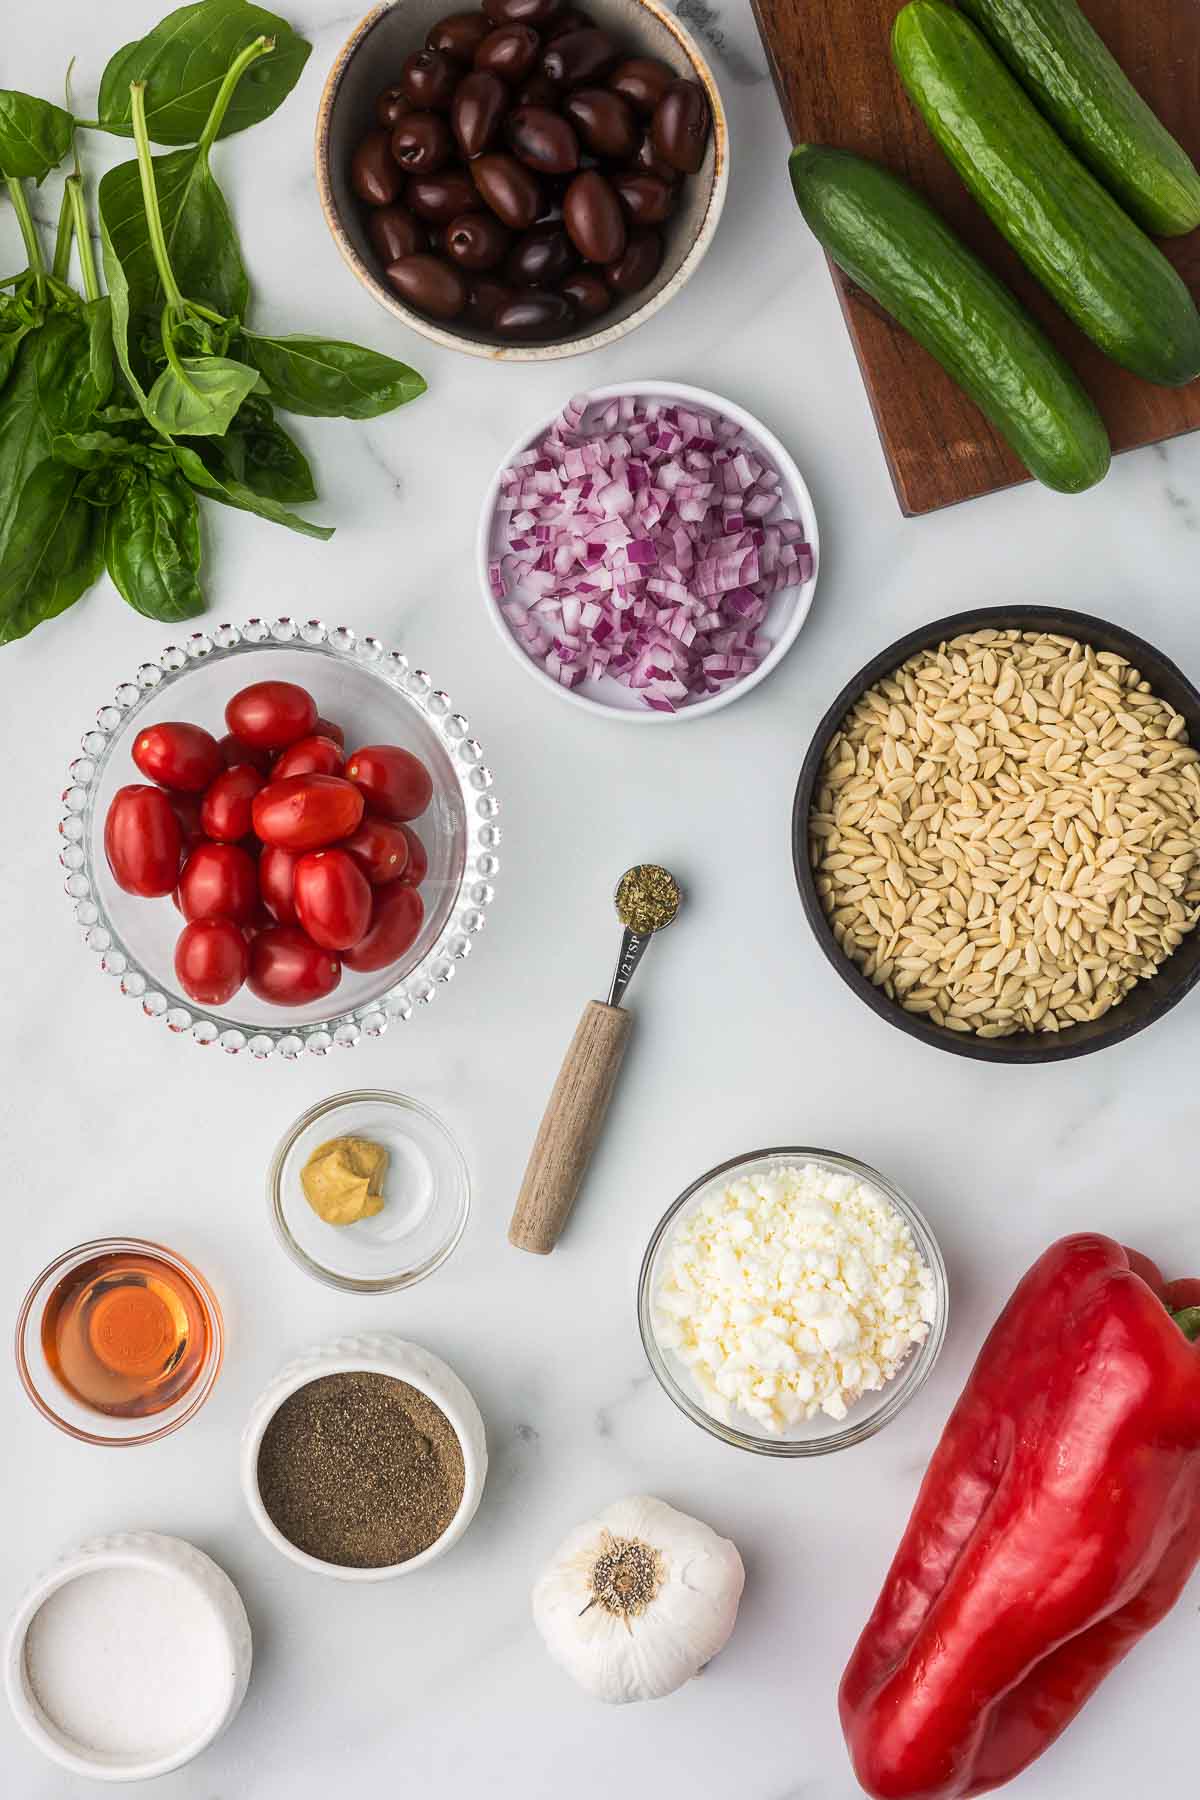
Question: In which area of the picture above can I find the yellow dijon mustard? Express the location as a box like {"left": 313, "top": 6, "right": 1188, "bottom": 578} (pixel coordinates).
{"left": 300, "top": 1136, "right": 389, "bottom": 1226}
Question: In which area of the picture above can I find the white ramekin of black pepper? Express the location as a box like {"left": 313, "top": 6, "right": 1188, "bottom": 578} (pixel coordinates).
{"left": 240, "top": 1333, "right": 487, "bottom": 1582}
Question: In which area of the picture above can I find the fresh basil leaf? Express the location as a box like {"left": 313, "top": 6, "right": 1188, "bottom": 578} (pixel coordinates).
{"left": 0, "top": 459, "right": 101, "bottom": 644}
{"left": 51, "top": 428, "right": 146, "bottom": 470}
{"left": 97, "top": 147, "right": 248, "bottom": 325}
{"left": 145, "top": 353, "right": 261, "bottom": 437}
{"left": 105, "top": 469, "right": 203, "bottom": 621}
{"left": 36, "top": 302, "right": 115, "bottom": 430}
{"left": 98, "top": 0, "right": 311, "bottom": 145}
{"left": 175, "top": 442, "right": 332, "bottom": 539}
{"left": 79, "top": 463, "right": 137, "bottom": 507}
{"left": 82, "top": 297, "right": 115, "bottom": 413}
{"left": 238, "top": 330, "right": 426, "bottom": 419}
{"left": 0, "top": 319, "right": 67, "bottom": 556}
{"left": 99, "top": 205, "right": 151, "bottom": 411}
{"left": 206, "top": 395, "right": 316, "bottom": 501}
{"left": 0, "top": 318, "right": 35, "bottom": 391}
{"left": 0, "top": 91, "right": 73, "bottom": 183}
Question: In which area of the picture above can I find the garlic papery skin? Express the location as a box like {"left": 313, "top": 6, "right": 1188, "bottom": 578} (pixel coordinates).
{"left": 531, "top": 1495, "right": 745, "bottom": 1703}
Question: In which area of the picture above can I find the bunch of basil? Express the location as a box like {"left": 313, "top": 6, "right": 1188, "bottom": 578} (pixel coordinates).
{"left": 0, "top": 0, "right": 425, "bottom": 646}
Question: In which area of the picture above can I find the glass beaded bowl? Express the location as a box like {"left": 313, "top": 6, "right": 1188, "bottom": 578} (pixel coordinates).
{"left": 58, "top": 619, "right": 500, "bottom": 1058}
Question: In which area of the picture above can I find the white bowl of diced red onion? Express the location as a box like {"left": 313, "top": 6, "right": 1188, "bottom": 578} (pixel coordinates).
{"left": 477, "top": 381, "right": 819, "bottom": 722}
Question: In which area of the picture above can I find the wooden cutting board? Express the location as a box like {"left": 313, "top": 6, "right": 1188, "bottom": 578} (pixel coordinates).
{"left": 751, "top": 0, "right": 1200, "bottom": 514}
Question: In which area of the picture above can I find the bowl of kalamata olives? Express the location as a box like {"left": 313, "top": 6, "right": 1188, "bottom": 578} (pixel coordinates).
{"left": 315, "top": 0, "right": 727, "bottom": 356}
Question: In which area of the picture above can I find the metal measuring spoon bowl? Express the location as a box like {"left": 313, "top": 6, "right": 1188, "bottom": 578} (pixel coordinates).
{"left": 608, "top": 864, "right": 682, "bottom": 1007}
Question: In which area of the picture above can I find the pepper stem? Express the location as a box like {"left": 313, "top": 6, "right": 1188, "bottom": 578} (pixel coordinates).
{"left": 1171, "top": 1306, "right": 1200, "bottom": 1343}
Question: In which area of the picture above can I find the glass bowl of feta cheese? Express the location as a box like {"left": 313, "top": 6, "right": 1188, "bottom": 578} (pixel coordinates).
{"left": 637, "top": 1148, "right": 948, "bottom": 1456}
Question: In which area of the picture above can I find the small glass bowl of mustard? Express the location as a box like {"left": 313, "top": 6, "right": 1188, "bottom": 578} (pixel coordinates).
{"left": 268, "top": 1091, "right": 470, "bottom": 1294}
{"left": 15, "top": 1237, "right": 224, "bottom": 1447}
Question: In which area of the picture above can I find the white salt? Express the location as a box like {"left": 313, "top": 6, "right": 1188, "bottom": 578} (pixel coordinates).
{"left": 25, "top": 1566, "right": 229, "bottom": 1760}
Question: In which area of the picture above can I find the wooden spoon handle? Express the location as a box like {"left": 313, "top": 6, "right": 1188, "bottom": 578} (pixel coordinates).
{"left": 508, "top": 1000, "right": 634, "bottom": 1256}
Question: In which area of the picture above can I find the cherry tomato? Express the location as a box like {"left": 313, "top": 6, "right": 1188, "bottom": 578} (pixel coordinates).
{"left": 341, "top": 817, "right": 411, "bottom": 885}
{"left": 314, "top": 716, "right": 345, "bottom": 748}
{"left": 293, "top": 849, "right": 373, "bottom": 951}
{"left": 169, "top": 792, "right": 205, "bottom": 854}
{"left": 272, "top": 734, "right": 345, "bottom": 780}
{"left": 219, "top": 732, "right": 273, "bottom": 774}
{"left": 225, "top": 680, "right": 317, "bottom": 751}
{"left": 252, "top": 775, "right": 364, "bottom": 852}
{"left": 131, "top": 721, "right": 223, "bottom": 793}
{"left": 248, "top": 927, "right": 342, "bottom": 1006}
{"left": 259, "top": 844, "right": 299, "bottom": 924}
{"left": 343, "top": 884, "right": 425, "bottom": 972}
{"left": 104, "top": 786, "right": 183, "bottom": 897}
{"left": 398, "top": 824, "right": 428, "bottom": 886}
{"left": 200, "top": 765, "right": 264, "bottom": 842}
{"left": 174, "top": 917, "right": 249, "bottom": 1006}
{"left": 345, "top": 744, "right": 433, "bottom": 821}
{"left": 178, "top": 842, "right": 259, "bottom": 923}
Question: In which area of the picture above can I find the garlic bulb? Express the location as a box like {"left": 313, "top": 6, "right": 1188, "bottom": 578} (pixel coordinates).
{"left": 531, "top": 1495, "right": 744, "bottom": 1703}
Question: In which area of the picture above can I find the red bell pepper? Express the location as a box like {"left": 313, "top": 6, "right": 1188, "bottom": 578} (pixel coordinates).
{"left": 840, "top": 1233, "right": 1200, "bottom": 1799}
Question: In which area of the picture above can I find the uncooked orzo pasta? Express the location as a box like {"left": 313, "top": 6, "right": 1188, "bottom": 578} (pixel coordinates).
{"left": 809, "top": 630, "right": 1200, "bottom": 1037}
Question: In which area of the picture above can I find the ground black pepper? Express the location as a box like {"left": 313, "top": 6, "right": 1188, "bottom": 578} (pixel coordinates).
{"left": 257, "top": 1371, "right": 466, "bottom": 1569}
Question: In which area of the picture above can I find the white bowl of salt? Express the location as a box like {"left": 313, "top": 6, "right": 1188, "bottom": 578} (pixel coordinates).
{"left": 4, "top": 1530, "right": 251, "bottom": 1781}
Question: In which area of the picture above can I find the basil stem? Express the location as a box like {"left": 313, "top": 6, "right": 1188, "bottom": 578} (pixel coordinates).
{"left": 198, "top": 35, "right": 275, "bottom": 157}
{"left": 5, "top": 175, "right": 45, "bottom": 276}
{"left": 129, "top": 81, "right": 184, "bottom": 313}
{"left": 52, "top": 184, "right": 74, "bottom": 283}
{"left": 65, "top": 176, "right": 99, "bottom": 302}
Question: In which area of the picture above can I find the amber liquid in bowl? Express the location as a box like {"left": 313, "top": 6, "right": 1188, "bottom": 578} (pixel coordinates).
{"left": 40, "top": 1248, "right": 211, "bottom": 1418}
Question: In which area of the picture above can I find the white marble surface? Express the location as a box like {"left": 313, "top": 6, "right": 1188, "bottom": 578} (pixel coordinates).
{"left": 4, "top": 2, "right": 1200, "bottom": 1796}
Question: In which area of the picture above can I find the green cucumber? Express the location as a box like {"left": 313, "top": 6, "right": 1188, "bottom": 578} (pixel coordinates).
{"left": 787, "top": 145, "right": 1110, "bottom": 495}
{"left": 892, "top": 0, "right": 1200, "bottom": 387}
{"left": 957, "top": 0, "right": 1200, "bottom": 237}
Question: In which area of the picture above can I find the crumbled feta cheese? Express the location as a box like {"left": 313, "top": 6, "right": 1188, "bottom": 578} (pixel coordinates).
{"left": 653, "top": 1162, "right": 937, "bottom": 1433}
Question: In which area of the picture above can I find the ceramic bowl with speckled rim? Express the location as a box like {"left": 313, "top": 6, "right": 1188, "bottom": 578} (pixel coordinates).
{"left": 315, "top": 0, "right": 728, "bottom": 361}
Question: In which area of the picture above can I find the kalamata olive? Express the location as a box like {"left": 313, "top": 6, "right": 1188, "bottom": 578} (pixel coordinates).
{"left": 475, "top": 23, "right": 541, "bottom": 83}
{"left": 541, "top": 27, "right": 618, "bottom": 88}
{"left": 515, "top": 72, "right": 559, "bottom": 107}
{"left": 562, "top": 168, "right": 625, "bottom": 263}
{"left": 651, "top": 79, "right": 710, "bottom": 174}
{"left": 445, "top": 210, "right": 513, "bottom": 271}
{"left": 451, "top": 71, "right": 508, "bottom": 157}
{"left": 493, "top": 291, "right": 576, "bottom": 339}
{"left": 351, "top": 129, "right": 401, "bottom": 206}
{"left": 611, "top": 170, "right": 675, "bottom": 225}
{"left": 471, "top": 152, "right": 543, "bottom": 230}
{"left": 401, "top": 48, "right": 460, "bottom": 111}
{"left": 506, "top": 223, "right": 577, "bottom": 286}
{"left": 466, "top": 277, "right": 516, "bottom": 328}
{"left": 603, "top": 225, "right": 663, "bottom": 294}
{"left": 544, "top": 7, "right": 593, "bottom": 42}
{"left": 560, "top": 269, "right": 611, "bottom": 319}
{"left": 390, "top": 111, "right": 453, "bottom": 173}
{"left": 506, "top": 105, "right": 579, "bottom": 174}
{"left": 405, "top": 169, "right": 478, "bottom": 223}
{"left": 563, "top": 88, "right": 637, "bottom": 159}
{"left": 633, "top": 127, "right": 680, "bottom": 183}
{"left": 483, "top": 0, "right": 563, "bottom": 20}
{"left": 608, "top": 57, "right": 675, "bottom": 117}
{"left": 375, "top": 85, "right": 412, "bottom": 129}
{"left": 427, "top": 10, "right": 492, "bottom": 60}
{"left": 368, "top": 204, "right": 426, "bottom": 263}
{"left": 385, "top": 253, "right": 467, "bottom": 319}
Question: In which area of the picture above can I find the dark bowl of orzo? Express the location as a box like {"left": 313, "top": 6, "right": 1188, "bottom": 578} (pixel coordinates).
{"left": 793, "top": 606, "right": 1200, "bottom": 1064}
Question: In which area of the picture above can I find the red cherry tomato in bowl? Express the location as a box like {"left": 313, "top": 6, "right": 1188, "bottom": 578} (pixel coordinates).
{"left": 272, "top": 735, "right": 345, "bottom": 780}
{"left": 252, "top": 775, "right": 364, "bottom": 852}
{"left": 178, "top": 842, "right": 258, "bottom": 923}
{"left": 343, "top": 884, "right": 425, "bottom": 972}
{"left": 341, "top": 817, "right": 411, "bottom": 885}
{"left": 225, "top": 680, "right": 317, "bottom": 751}
{"left": 168, "top": 792, "right": 205, "bottom": 854}
{"left": 314, "top": 716, "right": 345, "bottom": 747}
{"left": 293, "top": 848, "right": 372, "bottom": 951}
{"left": 219, "top": 732, "right": 273, "bottom": 774}
{"left": 248, "top": 927, "right": 342, "bottom": 1006}
{"left": 132, "top": 722, "right": 223, "bottom": 793}
{"left": 397, "top": 825, "right": 428, "bottom": 886}
{"left": 174, "top": 917, "right": 249, "bottom": 1006}
{"left": 344, "top": 744, "right": 433, "bottom": 821}
{"left": 259, "top": 844, "right": 299, "bottom": 924}
{"left": 104, "top": 785, "right": 183, "bottom": 897}
{"left": 200, "top": 765, "right": 264, "bottom": 842}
